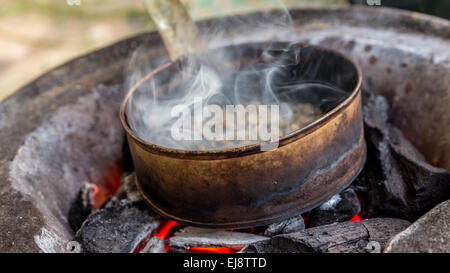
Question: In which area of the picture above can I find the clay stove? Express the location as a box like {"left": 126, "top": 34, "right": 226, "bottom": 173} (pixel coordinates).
{"left": 0, "top": 7, "right": 449, "bottom": 253}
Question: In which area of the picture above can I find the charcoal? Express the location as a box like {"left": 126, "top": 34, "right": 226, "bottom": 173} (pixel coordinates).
{"left": 75, "top": 201, "right": 160, "bottom": 253}
{"left": 307, "top": 188, "right": 361, "bottom": 227}
{"left": 68, "top": 183, "right": 96, "bottom": 233}
{"left": 388, "top": 127, "right": 450, "bottom": 216}
{"left": 260, "top": 218, "right": 410, "bottom": 253}
{"left": 121, "top": 138, "right": 135, "bottom": 174}
{"left": 141, "top": 237, "right": 166, "bottom": 253}
{"left": 100, "top": 196, "right": 120, "bottom": 209}
{"left": 353, "top": 95, "right": 450, "bottom": 220}
{"left": 167, "top": 226, "right": 269, "bottom": 249}
{"left": 385, "top": 200, "right": 450, "bottom": 253}
{"left": 115, "top": 172, "right": 143, "bottom": 202}
{"left": 263, "top": 215, "right": 305, "bottom": 236}
{"left": 239, "top": 240, "right": 274, "bottom": 253}
{"left": 168, "top": 247, "right": 193, "bottom": 253}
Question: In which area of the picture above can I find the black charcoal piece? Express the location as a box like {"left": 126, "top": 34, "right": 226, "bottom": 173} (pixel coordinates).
{"left": 279, "top": 218, "right": 410, "bottom": 253}
{"left": 239, "top": 240, "right": 274, "bottom": 253}
{"left": 307, "top": 188, "right": 361, "bottom": 227}
{"left": 264, "top": 215, "right": 305, "bottom": 236}
{"left": 115, "top": 173, "right": 143, "bottom": 202}
{"left": 385, "top": 200, "right": 450, "bottom": 253}
{"left": 141, "top": 237, "right": 166, "bottom": 253}
{"left": 246, "top": 218, "right": 410, "bottom": 253}
{"left": 100, "top": 196, "right": 120, "bottom": 209}
{"left": 75, "top": 201, "right": 160, "bottom": 253}
{"left": 168, "top": 247, "right": 193, "bottom": 253}
{"left": 167, "top": 227, "right": 269, "bottom": 249}
{"left": 68, "top": 183, "right": 96, "bottom": 233}
{"left": 354, "top": 95, "right": 450, "bottom": 220}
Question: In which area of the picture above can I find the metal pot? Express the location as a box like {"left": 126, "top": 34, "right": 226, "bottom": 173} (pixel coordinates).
{"left": 120, "top": 42, "right": 365, "bottom": 228}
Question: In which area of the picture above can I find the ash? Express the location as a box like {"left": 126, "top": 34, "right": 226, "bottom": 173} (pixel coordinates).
{"left": 319, "top": 194, "right": 342, "bottom": 210}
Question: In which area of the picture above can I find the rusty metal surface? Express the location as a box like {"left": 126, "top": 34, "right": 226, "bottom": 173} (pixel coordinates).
{"left": 0, "top": 6, "right": 448, "bottom": 251}
{"left": 121, "top": 43, "right": 366, "bottom": 228}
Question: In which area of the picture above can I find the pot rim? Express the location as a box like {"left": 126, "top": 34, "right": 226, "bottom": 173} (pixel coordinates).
{"left": 120, "top": 42, "right": 363, "bottom": 159}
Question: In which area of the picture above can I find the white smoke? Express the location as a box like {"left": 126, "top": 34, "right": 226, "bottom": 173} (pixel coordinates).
{"left": 124, "top": 1, "right": 349, "bottom": 151}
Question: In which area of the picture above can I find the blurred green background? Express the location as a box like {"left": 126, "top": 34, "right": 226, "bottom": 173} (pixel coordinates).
{"left": 0, "top": 0, "right": 448, "bottom": 101}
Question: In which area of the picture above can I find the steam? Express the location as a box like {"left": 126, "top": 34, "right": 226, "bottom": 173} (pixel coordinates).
{"left": 124, "top": 1, "right": 350, "bottom": 151}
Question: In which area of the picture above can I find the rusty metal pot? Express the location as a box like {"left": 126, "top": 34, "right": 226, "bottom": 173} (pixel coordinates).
{"left": 120, "top": 43, "right": 365, "bottom": 228}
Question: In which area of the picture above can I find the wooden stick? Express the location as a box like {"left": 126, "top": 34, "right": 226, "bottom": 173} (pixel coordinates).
{"left": 142, "top": 0, "right": 207, "bottom": 61}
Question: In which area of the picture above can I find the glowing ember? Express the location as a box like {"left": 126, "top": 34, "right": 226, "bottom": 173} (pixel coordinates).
{"left": 302, "top": 216, "right": 309, "bottom": 224}
{"left": 92, "top": 164, "right": 123, "bottom": 207}
{"left": 137, "top": 214, "right": 365, "bottom": 253}
{"left": 189, "top": 247, "right": 240, "bottom": 253}
{"left": 149, "top": 220, "right": 248, "bottom": 253}
{"left": 154, "top": 220, "right": 180, "bottom": 252}
{"left": 156, "top": 220, "right": 180, "bottom": 240}
{"left": 350, "top": 214, "right": 362, "bottom": 221}
{"left": 350, "top": 195, "right": 363, "bottom": 221}
{"left": 97, "top": 173, "right": 366, "bottom": 254}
